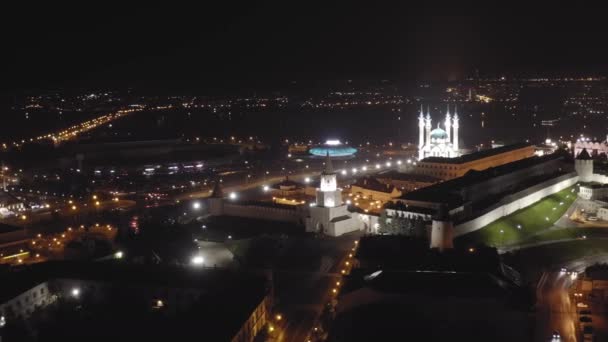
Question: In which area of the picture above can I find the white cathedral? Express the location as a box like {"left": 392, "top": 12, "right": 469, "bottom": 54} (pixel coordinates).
{"left": 418, "top": 105, "right": 461, "bottom": 160}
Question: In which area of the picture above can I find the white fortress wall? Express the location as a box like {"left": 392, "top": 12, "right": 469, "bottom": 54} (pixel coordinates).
{"left": 455, "top": 173, "right": 579, "bottom": 236}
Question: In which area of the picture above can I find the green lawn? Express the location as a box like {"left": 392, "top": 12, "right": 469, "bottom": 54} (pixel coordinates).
{"left": 521, "top": 227, "right": 608, "bottom": 244}
{"left": 503, "top": 239, "right": 608, "bottom": 278}
{"left": 456, "top": 186, "right": 577, "bottom": 247}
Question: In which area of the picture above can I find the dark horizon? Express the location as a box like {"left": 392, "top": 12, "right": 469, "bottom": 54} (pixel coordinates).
{"left": 3, "top": 3, "right": 608, "bottom": 91}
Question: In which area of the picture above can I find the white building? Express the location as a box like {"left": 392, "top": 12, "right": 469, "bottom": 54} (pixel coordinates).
{"left": 306, "top": 153, "right": 362, "bottom": 236}
{"left": 418, "top": 105, "right": 461, "bottom": 160}
{"left": 574, "top": 136, "right": 608, "bottom": 158}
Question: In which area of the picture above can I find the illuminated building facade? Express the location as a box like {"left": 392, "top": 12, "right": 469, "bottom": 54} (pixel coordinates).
{"left": 418, "top": 105, "right": 460, "bottom": 160}
{"left": 306, "top": 153, "right": 361, "bottom": 236}
{"left": 415, "top": 143, "right": 535, "bottom": 180}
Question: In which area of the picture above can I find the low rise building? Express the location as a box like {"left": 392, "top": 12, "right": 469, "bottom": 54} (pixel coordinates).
{"left": 579, "top": 183, "right": 608, "bottom": 200}
{"left": 375, "top": 170, "right": 440, "bottom": 193}
{"left": 415, "top": 142, "right": 535, "bottom": 180}
{"left": 0, "top": 191, "right": 25, "bottom": 214}
{"left": 332, "top": 236, "right": 532, "bottom": 342}
{"left": 350, "top": 177, "right": 402, "bottom": 202}
{"left": 1, "top": 262, "right": 272, "bottom": 342}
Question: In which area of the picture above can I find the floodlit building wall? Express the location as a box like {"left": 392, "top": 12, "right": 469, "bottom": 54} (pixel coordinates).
{"left": 0, "top": 282, "right": 52, "bottom": 319}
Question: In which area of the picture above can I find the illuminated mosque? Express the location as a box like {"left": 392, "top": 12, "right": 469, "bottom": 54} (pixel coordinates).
{"left": 418, "top": 105, "right": 461, "bottom": 160}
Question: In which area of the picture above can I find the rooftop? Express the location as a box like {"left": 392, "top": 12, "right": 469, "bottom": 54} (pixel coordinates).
{"left": 420, "top": 142, "right": 532, "bottom": 164}
{"left": 376, "top": 170, "right": 441, "bottom": 183}
{"left": 272, "top": 176, "right": 303, "bottom": 189}
{"left": 0, "top": 191, "right": 24, "bottom": 206}
{"left": 401, "top": 153, "right": 566, "bottom": 208}
{"left": 352, "top": 177, "right": 396, "bottom": 193}
{"left": 577, "top": 148, "right": 592, "bottom": 160}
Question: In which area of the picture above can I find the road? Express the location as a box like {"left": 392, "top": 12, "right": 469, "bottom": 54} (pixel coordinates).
{"left": 536, "top": 255, "right": 608, "bottom": 342}
{"left": 273, "top": 233, "right": 360, "bottom": 342}
{"left": 536, "top": 270, "right": 578, "bottom": 341}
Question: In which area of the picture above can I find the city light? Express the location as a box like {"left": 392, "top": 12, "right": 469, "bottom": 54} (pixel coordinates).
{"left": 341, "top": 170, "right": 347, "bottom": 175}
{"left": 192, "top": 201, "right": 201, "bottom": 210}
{"left": 191, "top": 255, "right": 204, "bottom": 265}
{"left": 114, "top": 251, "right": 124, "bottom": 259}
{"left": 71, "top": 287, "right": 80, "bottom": 298}
{"left": 263, "top": 185, "right": 270, "bottom": 192}
{"left": 304, "top": 177, "right": 311, "bottom": 183}
{"left": 229, "top": 192, "right": 237, "bottom": 200}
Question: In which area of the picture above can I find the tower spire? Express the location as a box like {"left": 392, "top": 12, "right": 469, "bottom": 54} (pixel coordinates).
{"left": 323, "top": 151, "right": 334, "bottom": 174}
{"left": 211, "top": 180, "right": 223, "bottom": 198}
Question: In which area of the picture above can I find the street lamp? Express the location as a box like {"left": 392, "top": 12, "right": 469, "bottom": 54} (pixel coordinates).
{"left": 192, "top": 201, "right": 201, "bottom": 210}
{"left": 191, "top": 255, "right": 204, "bottom": 266}
{"left": 71, "top": 287, "right": 80, "bottom": 298}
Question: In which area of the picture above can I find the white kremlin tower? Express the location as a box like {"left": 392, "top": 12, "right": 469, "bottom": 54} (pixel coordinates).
{"left": 305, "top": 153, "right": 361, "bottom": 236}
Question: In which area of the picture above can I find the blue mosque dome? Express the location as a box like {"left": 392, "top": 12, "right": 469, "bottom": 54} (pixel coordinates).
{"left": 430, "top": 127, "right": 448, "bottom": 140}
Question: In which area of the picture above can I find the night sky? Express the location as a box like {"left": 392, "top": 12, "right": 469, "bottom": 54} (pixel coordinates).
{"left": 3, "top": 3, "right": 608, "bottom": 90}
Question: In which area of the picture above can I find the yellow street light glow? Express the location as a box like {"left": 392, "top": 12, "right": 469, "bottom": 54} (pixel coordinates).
{"left": 92, "top": 195, "right": 97, "bottom": 200}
